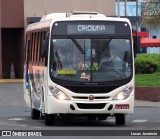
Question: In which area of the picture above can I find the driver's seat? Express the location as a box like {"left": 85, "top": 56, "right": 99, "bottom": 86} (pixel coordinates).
{"left": 100, "top": 61, "right": 114, "bottom": 71}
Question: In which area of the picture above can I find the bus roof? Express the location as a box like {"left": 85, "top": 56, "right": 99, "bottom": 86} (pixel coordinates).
{"left": 26, "top": 12, "right": 130, "bottom": 32}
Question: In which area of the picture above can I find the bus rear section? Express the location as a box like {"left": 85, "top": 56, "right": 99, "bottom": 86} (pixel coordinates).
{"left": 24, "top": 12, "right": 134, "bottom": 126}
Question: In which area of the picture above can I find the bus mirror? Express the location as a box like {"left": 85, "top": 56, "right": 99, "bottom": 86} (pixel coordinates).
{"left": 40, "top": 40, "right": 47, "bottom": 58}
{"left": 133, "top": 36, "right": 140, "bottom": 58}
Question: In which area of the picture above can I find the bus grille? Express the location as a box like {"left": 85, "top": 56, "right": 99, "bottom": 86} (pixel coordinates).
{"left": 64, "top": 86, "right": 120, "bottom": 94}
{"left": 76, "top": 103, "right": 106, "bottom": 109}
{"left": 73, "top": 96, "right": 110, "bottom": 100}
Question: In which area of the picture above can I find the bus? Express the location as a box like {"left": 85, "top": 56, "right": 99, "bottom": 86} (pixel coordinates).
{"left": 24, "top": 11, "right": 135, "bottom": 126}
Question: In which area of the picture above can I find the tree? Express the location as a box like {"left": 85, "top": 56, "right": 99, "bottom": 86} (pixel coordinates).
{"left": 142, "top": 0, "right": 160, "bottom": 29}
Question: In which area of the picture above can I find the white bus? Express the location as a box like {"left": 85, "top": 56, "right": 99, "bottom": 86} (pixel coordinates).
{"left": 24, "top": 12, "right": 135, "bottom": 126}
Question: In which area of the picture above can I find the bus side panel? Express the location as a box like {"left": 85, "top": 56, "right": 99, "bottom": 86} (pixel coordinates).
{"left": 24, "top": 64, "right": 31, "bottom": 108}
{"left": 28, "top": 63, "right": 45, "bottom": 111}
{"left": 32, "top": 64, "right": 45, "bottom": 111}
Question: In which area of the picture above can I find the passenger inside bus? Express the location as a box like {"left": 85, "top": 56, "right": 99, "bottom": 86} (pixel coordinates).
{"left": 100, "top": 46, "right": 121, "bottom": 71}
{"left": 54, "top": 46, "right": 63, "bottom": 69}
{"left": 77, "top": 48, "right": 97, "bottom": 71}
{"left": 55, "top": 43, "right": 73, "bottom": 70}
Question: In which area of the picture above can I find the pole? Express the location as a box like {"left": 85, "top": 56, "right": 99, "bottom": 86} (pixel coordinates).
{"left": 125, "top": 0, "right": 127, "bottom": 16}
{"left": 117, "top": 0, "right": 120, "bottom": 17}
{"left": 136, "top": 0, "right": 138, "bottom": 17}
{"left": 136, "top": 0, "right": 138, "bottom": 33}
{"left": 136, "top": 0, "right": 139, "bottom": 54}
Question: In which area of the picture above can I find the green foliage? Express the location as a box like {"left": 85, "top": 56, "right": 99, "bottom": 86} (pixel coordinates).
{"left": 135, "top": 72, "right": 160, "bottom": 86}
{"left": 92, "top": 62, "right": 99, "bottom": 71}
{"left": 142, "top": 0, "right": 160, "bottom": 29}
{"left": 84, "top": 62, "right": 99, "bottom": 71}
{"left": 135, "top": 54, "right": 160, "bottom": 74}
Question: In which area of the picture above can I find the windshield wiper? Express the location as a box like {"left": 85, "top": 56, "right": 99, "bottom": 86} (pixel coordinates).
{"left": 101, "top": 37, "right": 113, "bottom": 51}
{"left": 70, "top": 36, "right": 85, "bottom": 54}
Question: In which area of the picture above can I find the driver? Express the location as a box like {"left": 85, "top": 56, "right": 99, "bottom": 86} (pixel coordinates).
{"left": 100, "top": 46, "right": 121, "bottom": 71}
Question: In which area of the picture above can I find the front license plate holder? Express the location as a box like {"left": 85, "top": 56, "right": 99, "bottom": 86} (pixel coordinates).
{"left": 115, "top": 104, "right": 129, "bottom": 109}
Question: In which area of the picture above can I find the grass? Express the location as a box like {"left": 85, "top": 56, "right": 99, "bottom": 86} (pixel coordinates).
{"left": 135, "top": 72, "right": 160, "bottom": 87}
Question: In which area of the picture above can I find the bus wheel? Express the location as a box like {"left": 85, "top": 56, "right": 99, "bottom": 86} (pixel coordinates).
{"left": 115, "top": 114, "right": 125, "bottom": 125}
{"left": 45, "top": 113, "right": 55, "bottom": 126}
{"left": 31, "top": 108, "right": 40, "bottom": 119}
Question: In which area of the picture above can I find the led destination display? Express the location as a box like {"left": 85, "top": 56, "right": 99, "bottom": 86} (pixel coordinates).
{"left": 67, "top": 24, "right": 115, "bottom": 35}
{"left": 52, "top": 21, "right": 131, "bottom": 36}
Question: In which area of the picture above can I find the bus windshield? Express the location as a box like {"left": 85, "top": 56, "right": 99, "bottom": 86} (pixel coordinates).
{"left": 50, "top": 38, "right": 132, "bottom": 83}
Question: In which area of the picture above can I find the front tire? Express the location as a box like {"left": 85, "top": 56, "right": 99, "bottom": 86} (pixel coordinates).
{"left": 115, "top": 114, "right": 126, "bottom": 125}
{"left": 31, "top": 108, "right": 40, "bottom": 119}
{"left": 45, "top": 113, "right": 56, "bottom": 126}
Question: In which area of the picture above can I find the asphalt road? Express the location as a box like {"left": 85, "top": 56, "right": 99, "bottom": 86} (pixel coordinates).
{"left": 0, "top": 83, "right": 159, "bottom": 139}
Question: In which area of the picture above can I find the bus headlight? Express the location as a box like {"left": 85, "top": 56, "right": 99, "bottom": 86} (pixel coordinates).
{"left": 113, "top": 87, "right": 133, "bottom": 100}
{"left": 49, "top": 87, "right": 70, "bottom": 100}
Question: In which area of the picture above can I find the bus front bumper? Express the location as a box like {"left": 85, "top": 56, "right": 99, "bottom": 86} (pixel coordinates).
{"left": 46, "top": 95, "right": 134, "bottom": 115}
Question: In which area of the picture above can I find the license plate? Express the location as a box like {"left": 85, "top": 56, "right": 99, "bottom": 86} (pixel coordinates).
{"left": 115, "top": 104, "right": 129, "bottom": 109}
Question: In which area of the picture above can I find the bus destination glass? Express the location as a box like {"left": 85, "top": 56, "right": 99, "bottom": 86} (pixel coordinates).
{"left": 52, "top": 21, "right": 131, "bottom": 36}
{"left": 67, "top": 24, "right": 115, "bottom": 35}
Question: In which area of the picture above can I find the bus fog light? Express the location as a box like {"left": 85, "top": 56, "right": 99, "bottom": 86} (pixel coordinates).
{"left": 113, "top": 87, "right": 133, "bottom": 100}
{"left": 49, "top": 87, "right": 70, "bottom": 100}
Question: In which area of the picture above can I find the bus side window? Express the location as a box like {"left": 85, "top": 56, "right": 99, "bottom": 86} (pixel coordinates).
{"left": 27, "top": 39, "right": 31, "bottom": 63}
{"left": 25, "top": 32, "right": 31, "bottom": 64}
{"left": 39, "top": 31, "right": 43, "bottom": 63}
{"left": 34, "top": 32, "right": 38, "bottom": 63}
{"left": 31, "top": 33, "right": 35, "bottom": 63}
{"left": 37, "top": 32, "right": 41, "bottom": 63}
{"left": 40, "top": 30, "right": 49, "bottom": 66}
{"left": 29, "top": 33, "right": 33, "bottom": 63}
{"left": 25, "top": 34, "right": 29, "bottom": 64}
{"left": 26, "top": 33, "right": 31, "bottom": 63}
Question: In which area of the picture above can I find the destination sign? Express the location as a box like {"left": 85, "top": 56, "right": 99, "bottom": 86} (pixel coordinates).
{"left": 67, "top": 24, "right": 115, "bottom": 35}
{"left": 78, "top": 25, "right": 105, "bottom": 32}
{"left": 58, "top": 70, "right": 76, "bottom": 75}
{"left": 52, "top": 21, "right": 131, "bottom": 37}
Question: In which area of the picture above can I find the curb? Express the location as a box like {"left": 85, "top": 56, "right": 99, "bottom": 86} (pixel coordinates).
{"left": 134, "top": 100, "right": 160, "bottom": 107}
{"left": 0, "top": 79, "right": 23, "bottom": 83}
{"left": 135, "top": 87, "right": 160, "bottom": 102}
